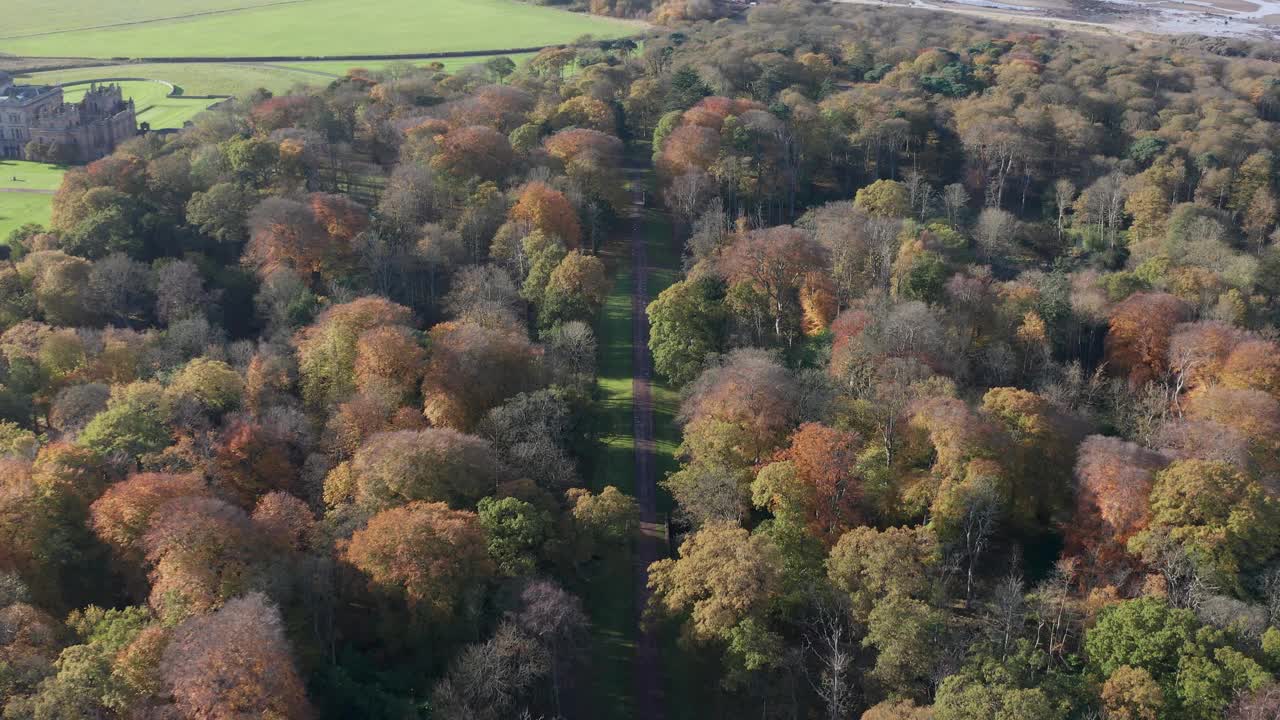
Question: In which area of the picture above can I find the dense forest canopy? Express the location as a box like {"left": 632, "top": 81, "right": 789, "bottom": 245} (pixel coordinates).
{"left": 2, "top": 0, "right": 1280, "bottom": 717}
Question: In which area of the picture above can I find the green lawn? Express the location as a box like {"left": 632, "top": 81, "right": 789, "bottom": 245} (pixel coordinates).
{"left": 15, "top": 54, "right": 542, "bottom": 116}
{"left": 20, "top": 63, "right": 327, "bottom": 98}
{"left": 0, "top": 0, "right": 641, "bottom": 58}
{"left": 0, "top": 193, "right": 54, "bottom": 244}
{"left": 61, "top": 80, "right": 213, "bottom": 129}
{"left": 0, "top": 161, "right": 64, "bottom": 242}
{"left": 0, "top": 161, "right": 67, "bottom": 192}
{"left": 1, "top": 0, "right": 283, "bottom": 37}
{"left": 588, "top": 195, "right": 681, "bottom": 511}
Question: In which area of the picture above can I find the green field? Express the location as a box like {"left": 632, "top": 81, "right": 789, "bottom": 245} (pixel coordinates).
{"left": 274, "top": 54, "right": 539, "bottom": 78}
{"left": 15, "top": 53, "right": 542, "bottom": 119}
{"left": 0, "top": 161, "right": 65, "bottom": 243}
{"left": 61, "top": 80, "right": 214, "bottom": 129}
{"left": 0, "top": 193, "right": 54, "bottom": 242}
{"left": 2, "top": 0, "right": 285, "bottom": 37}
{"left": 0, "top": 161, "right": 67, "bottom": 192}
{"left": 0, "top": 0, "right": 640, "bottom": 58}
{"left": 20, "top": 63, "right": 329, "bottom": 98}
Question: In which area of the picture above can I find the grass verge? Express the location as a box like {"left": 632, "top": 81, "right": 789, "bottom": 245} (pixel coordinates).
{"left": 642, "top": 209, "right": 681, "bottom": 502}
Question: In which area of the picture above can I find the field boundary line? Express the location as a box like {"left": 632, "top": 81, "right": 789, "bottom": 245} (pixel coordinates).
{"left": 251, "top": 63, "right": 342, "bottom": 78}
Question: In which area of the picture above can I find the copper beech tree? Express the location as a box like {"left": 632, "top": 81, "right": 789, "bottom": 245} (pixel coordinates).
{"left": 161, "top": 593, "right": 313, "bottom": 719}
{"left": 508, "top": 182, "right": 581, "bottom": 249}
{"left": 719, "top": 227, "right": 828, "bottom": 345}
{"left": 421, "top": 320, "right": 541, "bottom": 430}
{"left": 294, "top": 296, "right": 415, "bottom": 411}
{"left": 1105, "top": 292, "right": 1191, "bottom": 387}
{"left": 343, "top": 501, "right": 495, "bottom": 619}
{"left": 755, "top": 422, "right": 866, "bottom": 546}
{"left": 338, "top": 428, "right": 511, "bottom": 511}
{"left": 1065, "top": 435, "right": 1167, "bottom": 567}
{"left": 245, "top": 194, "right": 368, "bottom": 283}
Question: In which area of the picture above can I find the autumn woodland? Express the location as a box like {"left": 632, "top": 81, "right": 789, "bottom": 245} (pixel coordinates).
{"left": 2, "top": 0, "right": 1280, "bottom": 718}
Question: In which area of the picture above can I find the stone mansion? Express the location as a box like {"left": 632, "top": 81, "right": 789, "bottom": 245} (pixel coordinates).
{"left": 0, "top": 72, "right": 138, "bottom": 163}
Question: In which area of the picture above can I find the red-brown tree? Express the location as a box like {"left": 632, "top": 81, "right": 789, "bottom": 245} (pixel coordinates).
{"left": 161, "top": 592, "right": 313, "bottom": 719}
{"left": 421, "top": 321, "right": 541, "bottom": 430}
{"left": 509, "top": 182, "right": 582, "bottom": 249}
{"left": 1105, "top": 293, "right": 1191, "bottom": 387}
{"left": 343, "top": 501, "right": 494, "bottom": 618}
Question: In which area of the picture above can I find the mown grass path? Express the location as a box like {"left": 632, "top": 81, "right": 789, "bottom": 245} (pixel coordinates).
{"left": 581, "top": 182, "right": 641, "bottom": 719}
{"left": 583, "top": 157, "right": 689, "bottom": 719}
{"left": 628, "top": 174, "right": 665, "bottom": 720}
